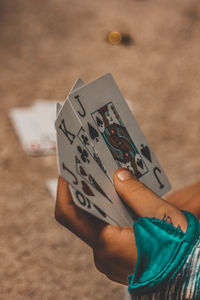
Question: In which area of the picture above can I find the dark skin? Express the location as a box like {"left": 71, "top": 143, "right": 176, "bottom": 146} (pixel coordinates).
{"left": 55, "top": 168, "right": 200, "bottom": 285}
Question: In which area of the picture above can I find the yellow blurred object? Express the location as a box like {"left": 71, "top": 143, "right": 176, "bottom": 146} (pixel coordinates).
{"left": 108, "top": 31, "right": 122, "bottom": 45}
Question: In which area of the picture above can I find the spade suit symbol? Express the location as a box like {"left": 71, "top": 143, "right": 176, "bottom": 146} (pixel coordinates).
{"left": 140, "top": 144, "right": 152, "bottom": 163}
{"left": 96, "top": 116, "right": 103, "bottom": 128}
{"left": 88, "top": 122, "right": 99, "bottom": 142}
{"left": 137, "top": 158, "right": 144, "bottom": 169}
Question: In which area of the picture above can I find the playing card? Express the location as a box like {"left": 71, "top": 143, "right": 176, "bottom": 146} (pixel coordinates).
{"left": 68, "top": 185, "right": 117, "bottom": 225}
{"left": 56, "top": 131, "right": 127, "bottom": 225}
{"left": 10, "top": 107, "right": 43, "bottom": 154}
{"left": 55, "top": 98, "right": 133, "bottom": 225}
{"left": 56, "top": 79, "right": 133, "bottom": 225}
{"left": 56, "top": 79, "right": 84, "bottom": 123}
{"left": 56, "top": 103, "right": 63, "bottom": 116}
{"left": 65, "top": 80, "right": 108, "bottom": 177}
{"left": 68, "top": 73, "right": 171, "bottom": 197}
{"left": 56, "top": 85, "right": 115, "bottom": 223}
{"left": 34, "top": 101, "right": 58, "bottom": 150}
{"left": 10, "top": 100, "right": 61, "bottom": 155}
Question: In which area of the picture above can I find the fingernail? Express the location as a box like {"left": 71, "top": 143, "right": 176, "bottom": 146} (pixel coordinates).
{"left": 117, "top": 169, "right": 132, "bottom": 181}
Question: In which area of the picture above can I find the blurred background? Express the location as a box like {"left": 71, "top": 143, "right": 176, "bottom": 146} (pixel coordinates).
{"left": 1, "top": 0, "right": 200, "bottom": 299}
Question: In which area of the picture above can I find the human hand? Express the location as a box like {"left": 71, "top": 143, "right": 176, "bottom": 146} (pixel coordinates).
{"left": 166, "top": 181, "right": 200, "bottom": 219}
{"left": 55, "top": 168, "right": 187, "bottom": 285}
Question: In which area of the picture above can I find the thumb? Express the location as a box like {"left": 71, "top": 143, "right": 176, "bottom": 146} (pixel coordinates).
{"left": 113, "top": 168, "right": 188, "bottom": 232}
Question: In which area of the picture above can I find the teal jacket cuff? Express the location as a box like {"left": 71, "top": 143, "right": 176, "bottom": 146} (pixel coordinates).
{"left": 128, "top": 211, "right": 200, "bottom": 296}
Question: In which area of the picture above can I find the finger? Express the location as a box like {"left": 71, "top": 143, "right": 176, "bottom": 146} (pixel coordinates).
{"left": 114, "top": 169, "right": 168, "bottom": 216}
{"left": 93, "top": 225, "right": 136, "bottom": 287}
{"left": 56, "top": 176, "right": 74, "bottom": 206}
{"left": 55, "top": 176, "right": 109, "bottom": 247}
{"left": 113, "top": 169, "right": 188, "bottom": 231}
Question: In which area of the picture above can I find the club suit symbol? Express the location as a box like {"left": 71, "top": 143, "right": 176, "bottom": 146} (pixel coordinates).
{"left": 81, "top": 133, "right": 89, "bottom": 146}
{"left": 140, "top": 144, "right": 152, "bottom": 163}
{"left": 77, "top": 146, "right": 90, "bottom": 163}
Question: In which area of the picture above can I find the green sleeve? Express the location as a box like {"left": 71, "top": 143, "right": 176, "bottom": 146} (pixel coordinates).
{"left": 128, "top": 211, "right": 200, "bottom": 297}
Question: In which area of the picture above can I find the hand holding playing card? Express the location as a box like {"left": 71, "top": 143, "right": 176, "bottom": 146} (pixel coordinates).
{"left": 55, "top": 169, "right": 187, "bottom": 285}
{"left": 56, "top": 74, "right": 172, "bottom": 226}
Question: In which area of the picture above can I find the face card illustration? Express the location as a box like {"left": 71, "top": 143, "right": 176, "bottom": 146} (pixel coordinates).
{"left": 68, "top": 73, "right": 171, "bottom": 197}
{"left": 91, "top": 102, "right": 148, "bottom": 178}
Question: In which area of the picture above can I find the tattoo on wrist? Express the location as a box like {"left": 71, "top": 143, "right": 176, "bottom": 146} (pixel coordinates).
{"left": 162, "top": 213, "right": 182, "bottom": 230}
{"left": 162, "top": 213, "right": 172, "bottom": 224}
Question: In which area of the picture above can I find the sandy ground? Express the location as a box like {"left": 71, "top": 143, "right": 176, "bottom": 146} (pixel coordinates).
{"left": 1, "top": 0, "right": 200, "bottom": 299}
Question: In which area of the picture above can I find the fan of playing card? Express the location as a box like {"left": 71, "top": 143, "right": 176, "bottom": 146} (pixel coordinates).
{"left": 55, "top": 73, "right": 171, "bottom": 226}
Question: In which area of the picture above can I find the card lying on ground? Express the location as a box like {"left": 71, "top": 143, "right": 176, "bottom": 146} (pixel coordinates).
{"left": 56, "top": 73, "right": 171, "bottom": 226}
{"left": 10, "top": 100, "right": 62, "bottom": 155}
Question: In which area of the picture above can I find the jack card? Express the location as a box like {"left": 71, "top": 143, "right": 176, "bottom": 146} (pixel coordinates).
{"left": 68, "top": 73, "right": 171, "bottom": 197}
